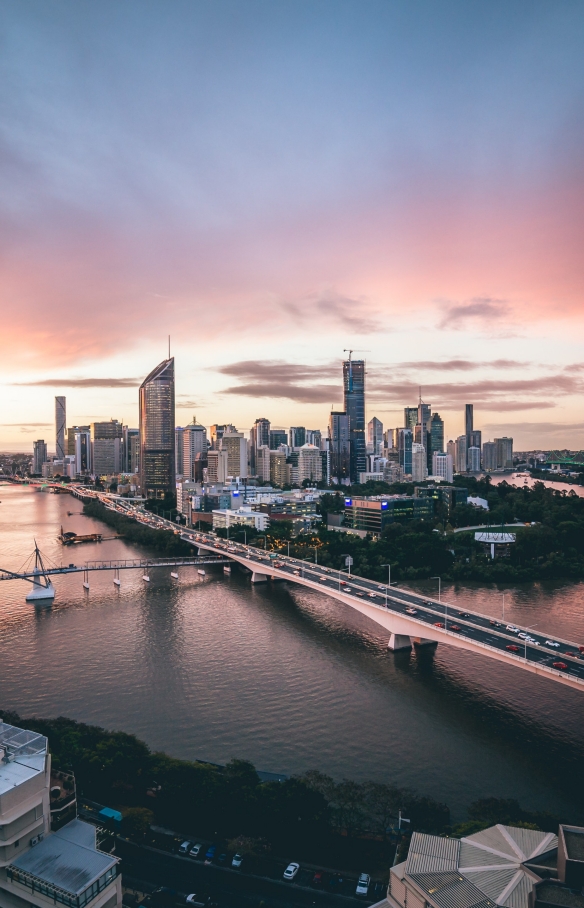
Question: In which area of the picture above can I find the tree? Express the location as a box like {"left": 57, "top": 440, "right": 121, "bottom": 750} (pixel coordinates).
{"left": 123, "top": 807, "right": 154, "bottom": 839}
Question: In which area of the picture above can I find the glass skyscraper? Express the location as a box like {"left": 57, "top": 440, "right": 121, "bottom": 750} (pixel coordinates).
{"left": 343, "top": 358, "right": 366, "bottom": 482}
{"left": 139, "top": 357, "right": 175, "bottom": 498}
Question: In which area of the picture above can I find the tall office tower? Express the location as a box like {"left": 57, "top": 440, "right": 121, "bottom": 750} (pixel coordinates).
{"left": 495, "top": 436, "right": 513, "bottom": 470}
{"left": 447, "top": 439, "right": 456, "bottom": 463}
{"left": 411, "top": 443, "right": 428, "bottom": 482}
{"left": 482, "top": 441, "right": 497, "bottom": 471}
{"left": 455, "top": 435, "right": 468, "bottom": 473}
{"left": 320, "top": 448, "right": 331, "bottom": 485}
{"left": 255, "top": 445, "right": 271, "bottom": 482}
{"left": 469, "top": 430, "right": 482, "bottom": 450}
{"left": 343, "top": 357, "right": 366, "bottom": 482}
{"left": 55, "top": 397, "right": 66, "bottom": 460}
{"left": 432, "top": 451, "right": 453, "bottom": 482}
{"left": 467, "top": 446, "right": 481, "bottom": 472}
{"left": 175, "top": 427, "right": 185, "bottom": 477}
{"left": 74, "top": 428, "right": 91, "bottom": 474}
{"left": 465, "top": 404, "right": 474, "bottom": 443}
{"left": 328, "top": 410, "right": 350, "bottom": 483}
{"left": 33, "top": 440, "right": 48, "bottom": 474}
{"left": 250, "top": 418, "right": 270, "bottom": 473}
{"left": 306, "top": 429, "right": 322, "bottom": 448}
{"left": 430, "top": 413, "right": 444, "bottom": 456}
{"left": 220, "top": 430, "right": 248, "bottom": 479}
{"left": 206, "top": 450, "right": 229, "bottom": 483}
{"left": 139, "top": 357, "right": 175, "bottom": 498}
{"left": 367, "top": 417, "right": 384, "bottom": 455}
{"left": 383, "top": 429, "right": 394, "bottom": 451}
{"left": 269, "top": 451, "right": 289, "bottom": 487}
{"left": 269, "top": 429, "right": 287, "bottom": 449}
{"left": 123, "top": 427, "right": 139, "bottom": 472}
{"left": 397, "top": 427, "right": 413, "bottom": 475}
{"left": 91, "top": 419, "right": 124, "bottom": 475}
{"left": 298, "top": 444, "right": 322, "bottom": 484}
{"left": 417, "top": 400, "right": 432, "bottom": 471}
{"left": 404, "top": 406, "right": 418, "bottom": 429}
{"left": 289, "top": 426, "right": 306, "bottom": 448}
{"left": 182, "top": 420, "right": 207, "bottom": 480}
{"left": 209, "top": 424, "right": 236, "bottom": 449}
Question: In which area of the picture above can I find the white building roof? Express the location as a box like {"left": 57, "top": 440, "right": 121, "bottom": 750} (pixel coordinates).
{"left": 0, "top": 721, "right": 47, "bottom": 795}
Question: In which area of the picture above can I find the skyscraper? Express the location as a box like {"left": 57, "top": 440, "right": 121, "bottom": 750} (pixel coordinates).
{"left": 289, "top": 426, "right": 306, "bottom": 448}
{"left": 465, "top": 404, "right": 473, "bottom": 443}
{"left": 411, "top": 443, "right": 428, "bottom": 482}
{"left": 432, "top": 452, "right": 453, "bottom": 482}
{"left": 55, "top": 397, "right": 66, "bottom": 460}
{"left": 139, "top": 358, "right": 175, "bottom": 498}
{"left": 455, "top": 435, "right": 468, "bottom": 473}
{"left": 343, "top": 357, "right": 366, "bottom": 482}
{"left": 91, "top": 420, "right": 124, "bottom": 475}
{"left": 328, "top": 411, "right": 350, "bottom": 483}
{"left": 367, "top": 417, "right": 383, "bottom": 455}
{"left": 417, "top": 399, "right": 431, "bottom": 471}
{"left": 404, "top": 407, "right": 418, "bottom": 430}
{"left": 182, "top": 420, "right": 207, "bottom": 480}
{"left": 495, "top": 436, "right": 513, "bottom": 470}
{"left": 430, "top": 413, "right": 444, "bottom": 458}
{"left": 220, "top": 430, "right": 248, "bottom": 479}
{"left": 482, "top": 441, "right": 497, "bottom": 471}
{"left": 397, "top": 427, "right": 413, "bottom": 475}
{"left": 33, "top": 440, "right": 47, "bottom": 474}
{"left": 269, "top": 429, "right": 287, "bottom": 449}
{"left": 250, "top": 418, "right": 270, "bottom": 473}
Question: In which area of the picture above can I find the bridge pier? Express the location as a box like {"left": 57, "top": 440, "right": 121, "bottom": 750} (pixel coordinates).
{"left": 387, "top": 633, "right": 412, "bottom": 651}
{"left": 412, "top": 637, "right": 438, "bottom": 647}
{"left": 251, "top": 572, "right": 268, "bottom": 583}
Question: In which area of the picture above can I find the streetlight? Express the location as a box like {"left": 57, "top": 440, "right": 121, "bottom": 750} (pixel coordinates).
{"left": 312, "top": 545, "right": 318, "bottom": 564}
{"left": 287, "top": 541, "right": 290, "bottom": 558}
{"left": 380, "top": 563, "right": 396, "bottom": 608}
{"left": 431, "top": 577, "right": 444, "bottom": 625}
{"left": 340, "top": 554, "right": 352, "bottom": 576}
{"left": 523, "top": 624, "right": 539, "bottom": 661}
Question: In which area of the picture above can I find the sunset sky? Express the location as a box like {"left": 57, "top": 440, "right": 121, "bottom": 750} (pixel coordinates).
{"left": 1, "top": 0, "right": 584, "bottom": 452}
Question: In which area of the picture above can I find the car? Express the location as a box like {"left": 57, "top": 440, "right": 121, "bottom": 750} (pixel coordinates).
{"left": 564, "top": 652, "right": 577, "bottom": 658}
{"left": 490, "top": 620, "right": 501, "bottom": 627}
{"left": 553, "top": 661, "right": 568, "bottom": 670}
{"left": 459, "top": 612, "right": 470, "bottom": 618}
{"left": 186, "top": 896, "right": 206, "bottom": 906}
{"left": 368, "top": 592, "right": 377, "bottom": 598}
{"left": 545, "top": 640, "right": 560, "bottom": 647}
{"left": 506, "top": 644, "right": 520, "bottom": 652}
{"left": 205, "top": 845, "right": 216, "bottom": 864}
{"left": 318, "top": 576, "right": 326, "bottom": 583}
{"left": 231, "top": 853, "right": 243, "bottom": 868}
{"left": 189, "top": 843, "right": 202, "bottom": 857}
{"left": 433, "top": 622, "right": 444, "bottom": 628}
{"left": 312, "top": 872, "right": 324, "bottom": 887}
{"left": 356, "top": 591, "right": 364, "bottom": 597}
{"left": 518, "top": 633, "right": 528, "bottom": 640}
{"left": 218, "top": 853, "right": 227, "bottom": 864}
{"left": 506, "top": 625, "right": 519, "bottom": 633}
{"left": 340, "top": 580, "right": 347, "bottom": 585}
{"left": 356, "top": 873, "right": 371, "bottom": 896}
{"left": 378, "top": 585, "right": 385, "bottom": 590}
{"left": 179, "top": 841, "right": 192, "bottom": 854}
{"left": 293, "top": 570, "right": 300, "bottom": 576}
{"left": 449, "top": 624, "right": 461, "bottom": 632}
{"left": 345, "top": 586, "right": 352, "bottom": 592}
{"left": 283, "top": 862, "right": 300, "bottom": 880}
{"left": 406, "top": 607, "right": 418, "bottom": 615}
{"left": 579, "top": 646, "right": 584, "bottom": 654}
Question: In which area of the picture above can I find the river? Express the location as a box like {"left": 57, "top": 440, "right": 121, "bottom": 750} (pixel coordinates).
{"left": 1, "top": 482, "right": 583, "bottom": 822}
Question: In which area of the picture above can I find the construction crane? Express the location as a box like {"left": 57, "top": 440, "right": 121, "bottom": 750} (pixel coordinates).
{"left": 343, "top": 349, "right": 370, "bottom": 389}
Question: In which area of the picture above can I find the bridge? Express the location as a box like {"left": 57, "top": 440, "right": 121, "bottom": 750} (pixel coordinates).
{"left": 173, "top": 529, "right": 584, "bottom": 694}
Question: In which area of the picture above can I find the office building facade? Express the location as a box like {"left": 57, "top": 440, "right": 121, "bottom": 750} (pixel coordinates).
{"left": 182, "top": 421, "right": 207, "bottom": 480}
{"left": 482, "top": 440, "right": 497, "bottom": 471}
{"left": 269, "top": 429, "right": 287, "bottom": 449}
{"left": 91, "top": 420, "right": 124, "bottom": 476}
{"left": 397, "top": 427, "right": 413, "bottom": 475}
{"left": 328, "top": 410, "right": 350, "bottom": 483}
{"left": 467, "top": 445, "right": 481, "bottom": 472}
{"left": 430, "top": 412, "right": 444, "bottom": 459}
{"left": 220, "top": 430, "right": 248, "bottom": 479}
{"left": 367, "top": 417, "right": 383, "bottom": 455}
{"left": 139, "top": 358, "right": 175, "bottom": 498}
{"left": 432, "top": 451, "right": 454, "bottom": 482}
{"left": 404, "top": 407, "right": 418, "bottom": 430}
{"left": 297, "top": 444, "right": 322, "bottom": 484}
{"left": 343, "top": 358, "right": 366, "bottom": 482}
{"left": 495, "top": 436, "right": 514, "bottom": 469}
{"left": 455, "top": 435, "right": 468, "bottom": 473}
{"left": 250, "top": 418, "right": 270, "bottom": 473}
{"left": 289, "top": 426, "right": 306, "bottom": 448}
{"left": 411, "top": 443, "right": 428, "bottom": 482}
{"left": 32, "top": 440, "right": 48, "bottom": 474}
{"left": 55, "top": 397, "right": 66, "bottom": 461}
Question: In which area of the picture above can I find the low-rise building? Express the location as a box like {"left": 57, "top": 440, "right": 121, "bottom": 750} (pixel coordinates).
{"left": 0, "top": 719, "right": 121, "bottom": 908}
{"left": 344, "top": 495, "right": 433, "bottom": 534}
{"left": 212, "top": 507, "right": 270, "bottom": 531}
{"left": 414, "top": 484, "right": 468, "bottom": 515}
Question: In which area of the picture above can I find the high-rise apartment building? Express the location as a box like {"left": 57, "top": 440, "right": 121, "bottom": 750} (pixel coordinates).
{"left": 256, "top": 445, "right": 271, "bottom": 482}
{"left": 306, "top": 429, "right": 322, "bottom": 448}
{"left": 123, "top": 427, "right": 139, "bottom": 473}
{"left": 55, "top": 397, "right": 66, "bottom": 460}
{"left": 465, "top": 404, "right": 473, "bottom": 443}
{"left": 467, "top": 446, "right": 481, "bottom": 472}
{"left": 343, "top": 357, "right": 366, "bottom": 482}
{"left": 328, "top": 411, "right": 350, "bottom": 483}
{"left": 411, "top": 443, "right": 428, "bottom": 482}
{"left": 289, "top": 426, "right": 306, "bottom": 448}
{"left": 175, "top": 427, "right": 185, "bottom": 476}
{"left": 298, "top": 444, "right": 322, "bottom": 484}
{"left": 250, "top": 418, "right": 270, "bottom": 473}
{"left": 206, "top": 450, "right": 229, "bottom": 483}
{"left": 220, "top": 430, "right": 248, "bottom": 479}
{"left": 182, "top": 420, "right": 207, "bottom": 480}
{"left": 430, "top": 413, "right": 444, "bottom": 458}
{"left": 367, "top": 417, "right": 384, "bottom": 455}
{"left": 495, "top": 436, "right": 513, "bottom": 470}
{"left": 482, "top": 441, "right": 497, "bottom": 471}
{"left": 74, "top": 428, "right": 91, "bottom": 474}
{"left": 270, "top": 451, "right": 289, "bottom": 487}
{"left": 446, "top": 439, "right": 456, "bottom": 464}
{"left": 432, "top": 451, "right": 454, "bottom": 482}
{"left": 67, "top": 425, "right": 90, "bottom": 456}
{"left": 139, "top": 358, "right": 175, "bottom": 498}
{"left": 33, "top": 440, "right": 47, "bottom": 474}
{"left": 397, "top": 427, "right": 413, "bottom": 475}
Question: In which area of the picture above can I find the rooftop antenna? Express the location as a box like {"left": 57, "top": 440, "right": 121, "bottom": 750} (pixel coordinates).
{"left": 168, "top": 335, "right": 171, "bottom": 359}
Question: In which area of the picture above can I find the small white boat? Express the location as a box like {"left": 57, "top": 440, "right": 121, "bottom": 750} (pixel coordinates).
{"left": 223, "top": 565, "right": 231, "bottom": 574}
{"left": 83, "top": 582, "right": 90, "bottom": 590}
{"left": 113, "top": 578, "right": 121, "bottom": 586}
{"left": 197, "top": 569, "right": 206, "bottom": 576}
{"left": 170, "top": 571, "right": 179, "bottom": 579}
{"left": 142, "top": 574, "right": 150, "bottom": 582}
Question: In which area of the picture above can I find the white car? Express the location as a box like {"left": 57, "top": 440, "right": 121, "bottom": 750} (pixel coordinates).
{"left": 506, "top": 625, "right": 519, "bottom": 633}
{"left": 283, "top": 862, "right": 300, "bottom": 880}
{"left": 232, "top": 853, "right": 243, "bottom": 868}
{"left": 356, "top": 873, "right": 371, "bottom": 896}
{"left": 189, "top": 843, "right": 202, "bottom": 856}
{"left": 545, "top": 640, "right": 560, "bottom": 647}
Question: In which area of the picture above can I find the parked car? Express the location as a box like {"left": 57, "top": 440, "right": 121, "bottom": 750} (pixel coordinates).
{"left": 231, "top": 854, "right": 243, "bottom": 868}
{"left": 186, "top": 896, "right": 206, "bottom": 906}
{"left": 356, "top": 873, "right": 371, "bottom": 896}
{"left": 312, "top": 872, "right": 324, "bottom": 887}
{"left": 179, "top": 841, "right": 192, "bottom": 854}
{"left": 189, "top": 844, "right": 202, "bottom": 857}
{"left": 205, "top": 845, "right": 216, "bottom": 864}
{"left": 283, "top": 863, "right": 300, "bottom": 880}
{"left": 218, "top": 853, "right": 227, "bottom": 864}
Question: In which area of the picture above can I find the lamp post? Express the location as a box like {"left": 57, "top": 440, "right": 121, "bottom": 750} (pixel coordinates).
{"left": 523, "top": 624, "right": 539, "bottom": 661}
{"left": 340, "top": 554, "right": 352, "bottom": 576}
{"left": 381, "top": 563, "right": 392, "bottom": 607}
{"left": 312, "top": 546, "right": 318, "bottom": 564}
{"left": 287, "top": 541, "right": 290, "bottom": 558}
{"left": 431, "top": 576, "right": 444, "bottom": 625}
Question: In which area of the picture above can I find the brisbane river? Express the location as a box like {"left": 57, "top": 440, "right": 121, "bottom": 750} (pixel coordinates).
{"left": 1, "top": 482, "right": 584, "bottom": 822}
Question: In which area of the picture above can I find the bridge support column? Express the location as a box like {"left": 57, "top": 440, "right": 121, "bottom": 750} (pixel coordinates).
{"left": 412, "top": 637, "right": 438, "bottom": 647}
{"left": 387, "top": 633, "right": 412, "bottom": 651}
{"left": 251, "top": 572, "right": 268, "bottom": 583}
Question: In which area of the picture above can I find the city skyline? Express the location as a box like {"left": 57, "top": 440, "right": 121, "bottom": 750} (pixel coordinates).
{"left": 1, "top": 2, "right": 584, "bottom": 450}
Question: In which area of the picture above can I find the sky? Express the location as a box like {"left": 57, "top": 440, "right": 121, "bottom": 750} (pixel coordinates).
{"left": 1, "top": 0, "right": 584, "bottom": 452}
